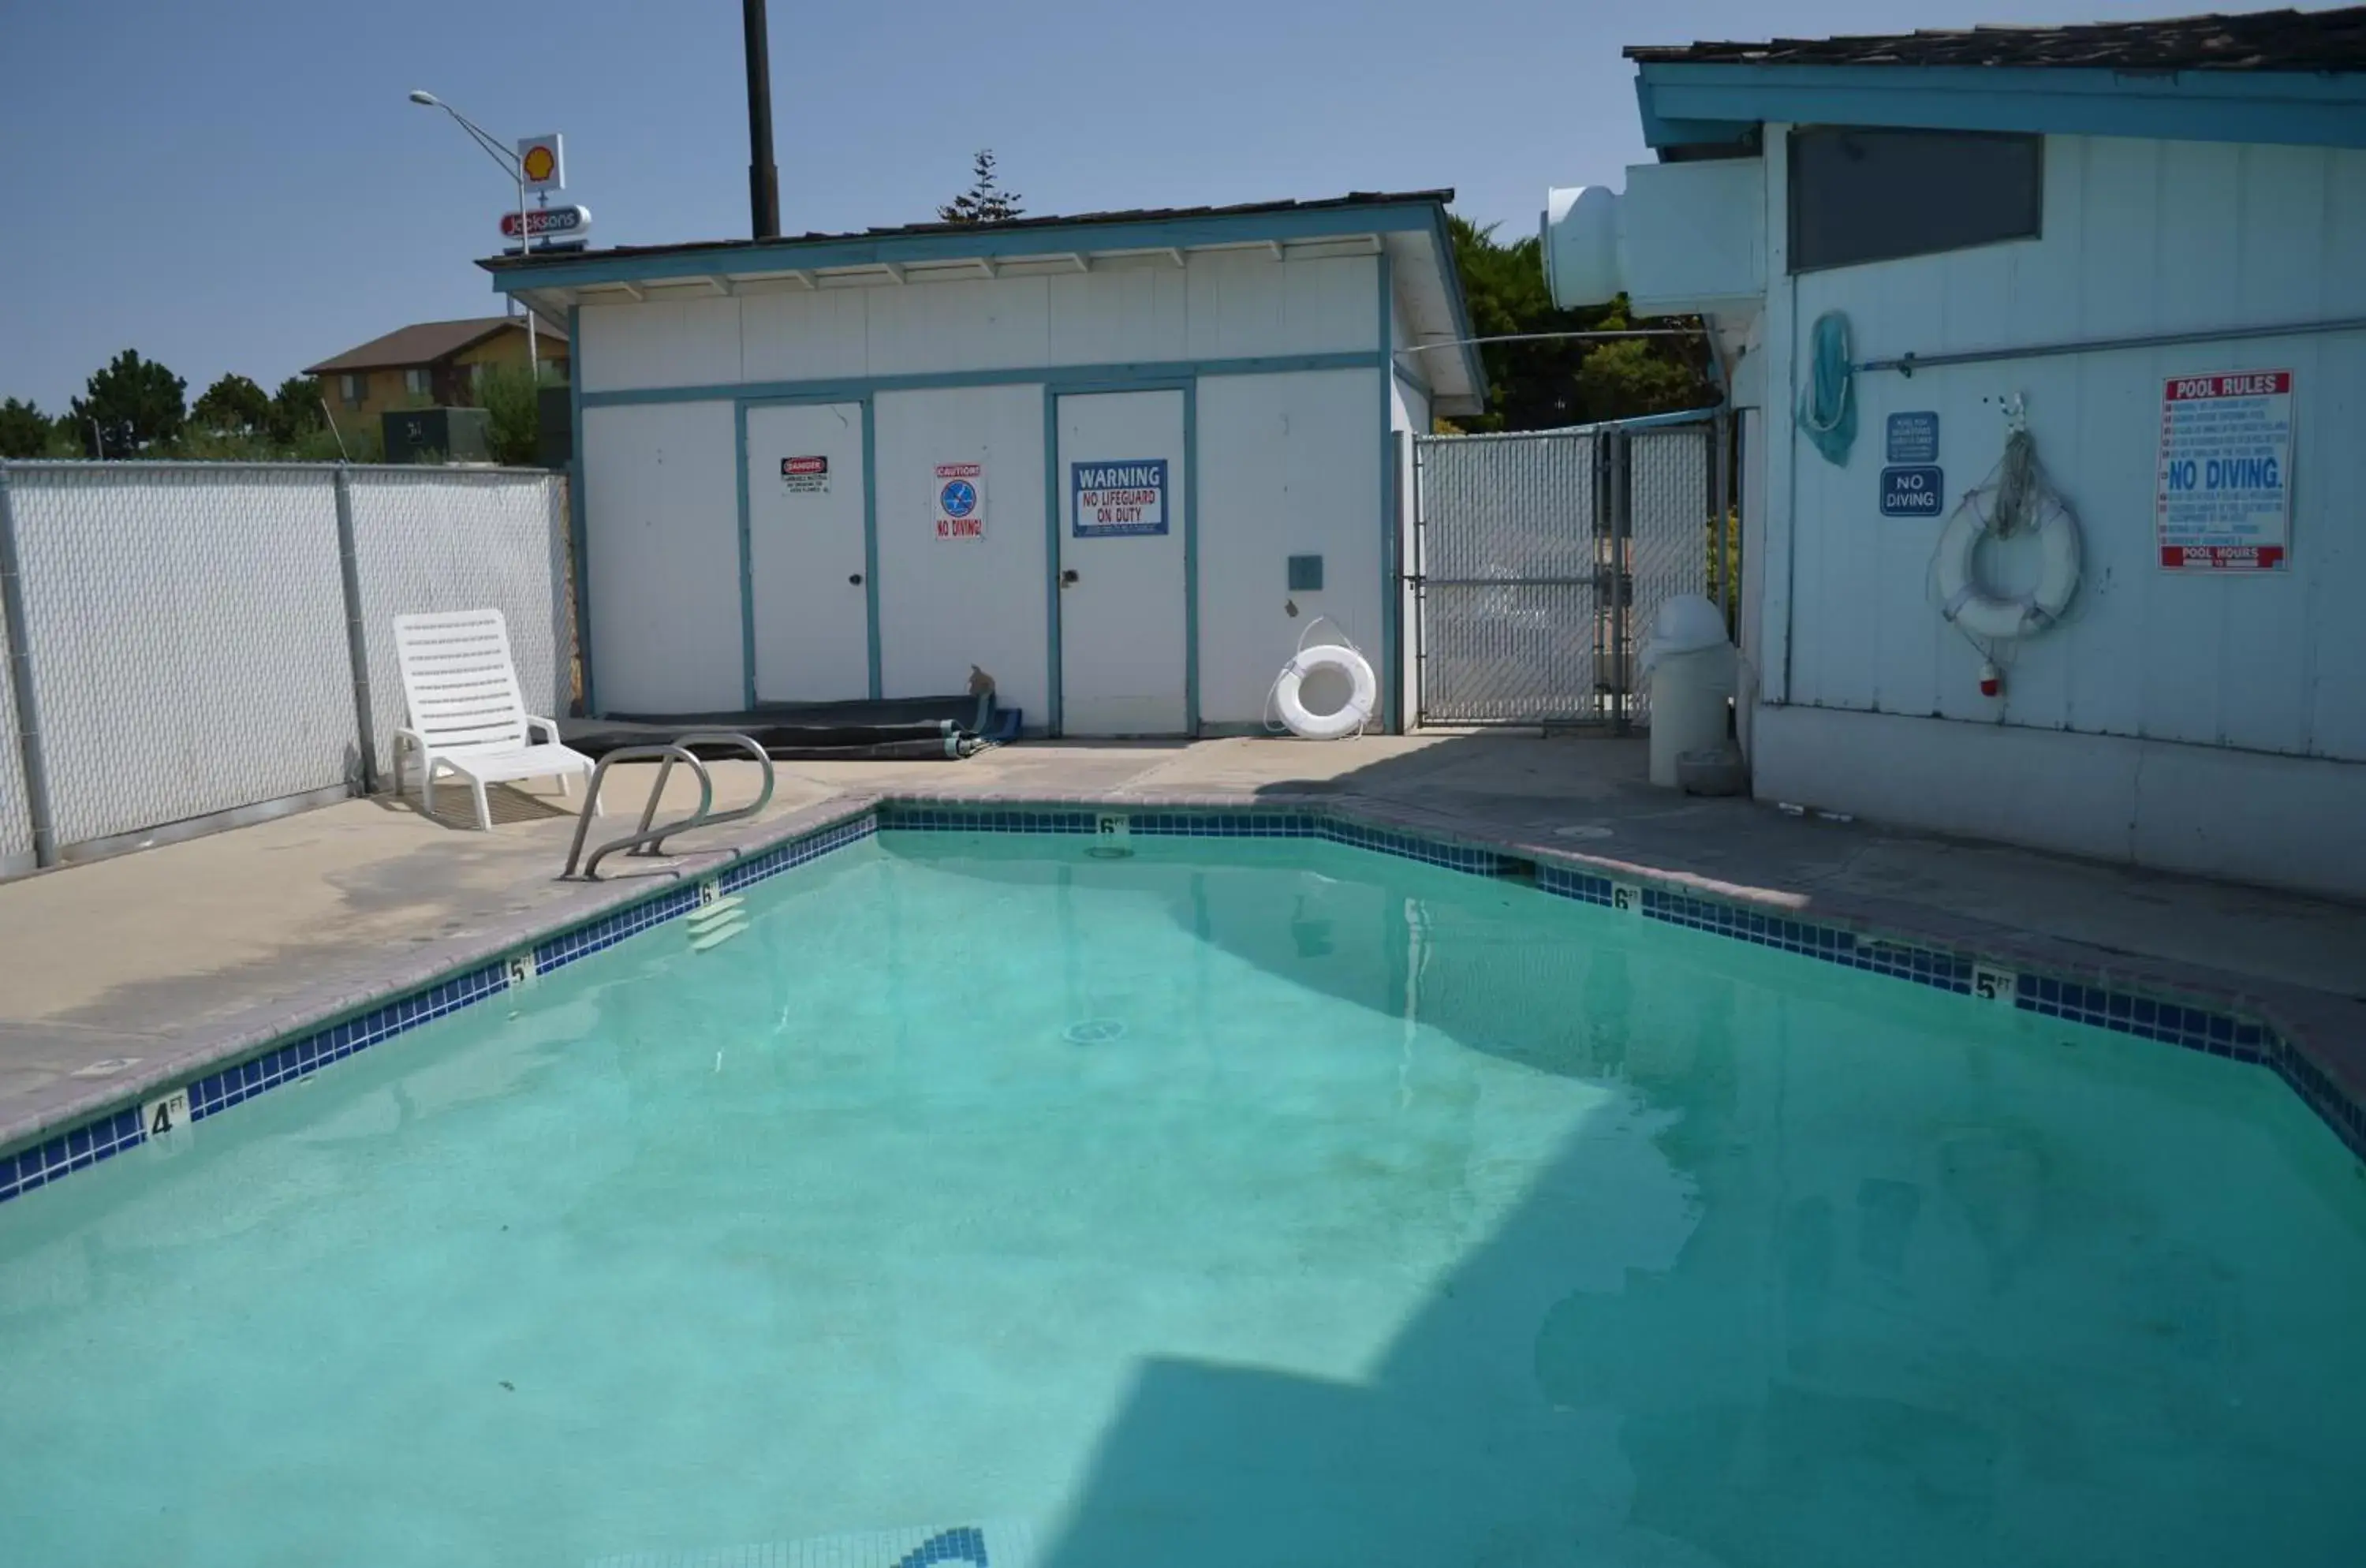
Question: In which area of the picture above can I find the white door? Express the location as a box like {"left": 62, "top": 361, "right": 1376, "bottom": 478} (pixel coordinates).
{"left": 745, "top": 401, "right": 871, "bottom": 703}
{"left": 1058, "top": 390, "right": 1189, "bottom": 735}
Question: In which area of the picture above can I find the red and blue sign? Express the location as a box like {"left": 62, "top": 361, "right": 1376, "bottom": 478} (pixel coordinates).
{"left": 1071, "top": 459, "right": 1168, "bottom": 537}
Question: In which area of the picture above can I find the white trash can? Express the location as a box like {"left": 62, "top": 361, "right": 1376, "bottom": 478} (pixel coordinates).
{"left": 1642, "top": 595, "right": 1737, "bottom": 790}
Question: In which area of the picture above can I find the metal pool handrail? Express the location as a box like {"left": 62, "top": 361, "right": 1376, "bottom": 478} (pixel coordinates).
{"left": 558, "top": 734, "right": 774, "bottom": 881}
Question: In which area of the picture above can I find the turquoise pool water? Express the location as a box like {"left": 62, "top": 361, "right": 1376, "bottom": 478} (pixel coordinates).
{"left": 2, "top": 833, "right": 2362, "bottom": 1566}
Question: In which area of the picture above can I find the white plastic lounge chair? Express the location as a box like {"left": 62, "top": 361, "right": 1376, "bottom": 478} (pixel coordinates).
{"left": 391, "top": 609, "right": 598, "bottom": 831}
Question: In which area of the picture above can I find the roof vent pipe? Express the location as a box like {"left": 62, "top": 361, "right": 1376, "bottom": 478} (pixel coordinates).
{"left": 743, "top": 0, "right": 781, "bottom": 240}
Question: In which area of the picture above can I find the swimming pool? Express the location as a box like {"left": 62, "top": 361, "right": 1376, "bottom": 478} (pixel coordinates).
{"left": 2, "top": 827, "right": 2361, "bottom": 1566}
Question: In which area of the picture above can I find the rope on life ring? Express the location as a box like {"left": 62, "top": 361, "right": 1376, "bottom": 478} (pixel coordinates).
{"left": 1932, "top": 425, "right": 2081, "bottom": 644}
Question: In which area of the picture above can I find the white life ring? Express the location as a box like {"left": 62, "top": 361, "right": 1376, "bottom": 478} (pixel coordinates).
{"left": 1274, "top": 644, "right": 1377, "bottom": 740}
{"left": 1935, "top": 488, "right": 2081, "bottom": 641}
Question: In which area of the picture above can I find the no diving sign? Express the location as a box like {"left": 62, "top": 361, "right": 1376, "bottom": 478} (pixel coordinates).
{"left": 1880, "top": 465, "right": 1944, "bottom": 517}
{"left": 932, "top": 462, "right": 985, "bottom": 541}
{"left": 2156, "top": 369, "right": 2292, "bottom": 570}
{"left": 1071, "top": 459, "right": 1168, "bottom": 537}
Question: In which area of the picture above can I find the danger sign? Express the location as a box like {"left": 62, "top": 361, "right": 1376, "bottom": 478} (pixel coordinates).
{"left": 933, "top": 461, "right": 985, "bottom": 541}
{"left": 1072, "top": 459, "right": 1169, "bottom": 537}
{"left": 781, "top": 455, "right": 829, "bottom": 495}
{"left": 2156, "top": 370, "right": 2292, "bottom": 571}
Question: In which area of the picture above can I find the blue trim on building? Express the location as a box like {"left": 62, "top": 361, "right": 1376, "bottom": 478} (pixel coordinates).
{"left": 1376, "top": 248, "right": 1401, "bottom": 734}
{"left": 565, "top": 304, "right": 596, "bottom": 715}
{"left": 733, "top": 401, "right": 757, "bottom": 708}
{"left": 1422, "top": 207, "right": 1491, "bottom": 411}
{"left": 738, "top": 390, "right": 882, "bottom": 704}
{"left": 1041, "top": 384, "right": 1062, "bottom": 735}
{"left": 861, "top": 397, "right": 882, "bottom": 700}
{"left": 1183, "top": 379, "right": 1201, "bottom": 735}
{"left": 1043, "top": 377, "right": 1199, "bottom": 736}
{"left": 1636, "top": 60, "right": 2366, "bottom": 150}
{"left": 493, "top": 202, "right": 1448, "bottom": 294}
{"left": 579, "top": 352, "right": 1385, "bottom": 410}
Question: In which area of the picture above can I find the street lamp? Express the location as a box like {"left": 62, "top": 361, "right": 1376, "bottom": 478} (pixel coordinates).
{"left": 408, "top": 89, "right": 537, "bottom": 371}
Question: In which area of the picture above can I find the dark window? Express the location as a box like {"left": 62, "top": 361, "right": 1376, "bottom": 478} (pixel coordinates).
{"left": 1789, "top": 128, "right": 2041, "bottom": 272}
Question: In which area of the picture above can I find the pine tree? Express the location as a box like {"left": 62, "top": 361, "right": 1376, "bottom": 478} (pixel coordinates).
{"left": 937, "top": 149, "right": 1025, "bottom": 226}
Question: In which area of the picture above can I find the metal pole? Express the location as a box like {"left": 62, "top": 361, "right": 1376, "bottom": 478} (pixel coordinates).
{"left": 1409, "top": 435, "right": 1425, "bottom": 726}
{"left": 1711, "top": 407, "right": 1731, "bottom": 629}
{"left": 331, "top": 467, "right": 379, "bottom": 795}
{"left": 1613, "top": 429, "right": 1633, "bottom": 737}
{"left": 743, "top": 0, "right": 781, "bottom": 239}
{"left": 0, "top": 468, "right": 58, "bottom": 868}
{"left": 518, "top": 172, "right": 536, "bottom": 372}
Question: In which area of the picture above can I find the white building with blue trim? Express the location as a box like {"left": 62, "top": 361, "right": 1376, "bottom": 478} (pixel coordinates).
{"left": 1545, "top": 8, "right": 2366, "bottom": 898}
{"left": 487, "top": 192, "right": 1481, "bottom": 737}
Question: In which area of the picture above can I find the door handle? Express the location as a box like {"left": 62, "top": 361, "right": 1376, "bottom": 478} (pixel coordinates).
{"left": 1061, "top": 569, "right": 1080, "bottom": 587}
{"left": 848, "top": 573, "right": 864, "bottom": 585}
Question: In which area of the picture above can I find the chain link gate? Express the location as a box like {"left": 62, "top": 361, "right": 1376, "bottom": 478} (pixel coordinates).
{"left": 1412, "top": 409, "right": 1729, "bottom": 730}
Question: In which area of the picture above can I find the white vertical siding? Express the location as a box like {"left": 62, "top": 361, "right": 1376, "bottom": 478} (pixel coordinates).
{"left": 1196, "top": 369, "right": 1384, "bottom": 726}
{"left": 1045, "top": 263, "right": 1192, "bottom": 365}
{"left": 740, "top": 287, "right": 869, "bottom": 384}
{"left": 580, "top": 402, "right": 743, "bottom": 713}
{"left": 578, "top": 297, "right": 741, "bottom": 392}
{"left": 584, "top": 252, "right": 1380, "bottom": 394}
{"left": 871, "top": 384, "right": 1051, "bottom": 722}
{"left": 1782, "top": 134, "right": 2366, "bottom": 763}
{"left": 864, "top": 276, "right": 1054, "bottom": 377}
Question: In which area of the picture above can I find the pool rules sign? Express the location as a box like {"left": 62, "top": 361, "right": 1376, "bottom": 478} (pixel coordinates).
{"left": 932, "top": 462, "right": 985, "bottom": 541}
{"left": 2155, "top": 370, "right": 2293, "bottom": 570}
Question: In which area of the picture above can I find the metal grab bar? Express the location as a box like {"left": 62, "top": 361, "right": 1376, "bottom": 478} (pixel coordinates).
{"left": 558, "top": 733, "right": 776, "bottom": 882}
{"left": 622, "top": 732, "right": 776, "bottom": 859}
{"left": 561, "top": 744, "right": 711, "bottom": 880}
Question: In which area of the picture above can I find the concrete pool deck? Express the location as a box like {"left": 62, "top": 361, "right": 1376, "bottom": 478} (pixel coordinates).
{"left": 2, "top": 733, "right": 2362, "bottom": 1159}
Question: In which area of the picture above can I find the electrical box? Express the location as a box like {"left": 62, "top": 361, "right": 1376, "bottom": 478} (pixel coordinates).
{"left": 536, "top": 384, "right": 572, "bottom": 469}
{"left": 1288, "top": 554, "right": 1324, "bottom": 591}
{"left": 381, "top": 407, "right": 493, "bottom": 465}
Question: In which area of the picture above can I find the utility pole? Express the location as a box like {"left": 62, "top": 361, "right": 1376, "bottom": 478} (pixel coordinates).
{"left": 744, "top": 0, "right": 781, "bottom": 240}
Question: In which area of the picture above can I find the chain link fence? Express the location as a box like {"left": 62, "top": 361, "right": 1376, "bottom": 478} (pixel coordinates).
{"left": 0, "top": 575, "right": 32, "bottom": 875}
{"left": 1413, "top": 411, "right": 1728, "bottom": 730}
{"left": 349, "top": 469, "right": 573, "bottom": 781}
{"left": 0, "top": 462, "right": 571, "bottom": 875}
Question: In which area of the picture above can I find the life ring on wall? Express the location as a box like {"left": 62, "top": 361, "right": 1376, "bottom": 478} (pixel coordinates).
{"left": 1934, "top": 486, "right": 2081, "bottom": 642}
{"left": 1274, "top": 644, "right": 1377, "bottom": 740}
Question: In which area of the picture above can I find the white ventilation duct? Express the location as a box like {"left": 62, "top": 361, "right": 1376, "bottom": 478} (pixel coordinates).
{"left": 1541, "top": 161, "right": 1769, "bottom": 319}
{"left": 1542, "top": 185, "right": 1625, "bottom": 311}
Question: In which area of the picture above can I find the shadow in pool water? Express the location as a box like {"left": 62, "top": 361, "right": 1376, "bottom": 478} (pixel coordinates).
{"left": 888, "top": 839, "right": 2366, "bottom": 1568}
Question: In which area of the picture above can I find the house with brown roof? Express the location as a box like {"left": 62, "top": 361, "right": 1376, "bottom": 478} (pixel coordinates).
{"left": 304, "top": 315, "right": 569, "bottom": 423}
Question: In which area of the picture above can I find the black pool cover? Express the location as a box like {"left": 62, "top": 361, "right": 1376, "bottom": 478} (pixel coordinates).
{"left": 558, "top": 695, "right": 1014, "bottom": 762}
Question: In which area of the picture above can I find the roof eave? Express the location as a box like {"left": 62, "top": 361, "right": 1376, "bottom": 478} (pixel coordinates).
{"left": 1634, "top": 58, "right": 2366, "bottom": 150}
{"left": 481, "top": 197, "right": 1456, "bottom": 295}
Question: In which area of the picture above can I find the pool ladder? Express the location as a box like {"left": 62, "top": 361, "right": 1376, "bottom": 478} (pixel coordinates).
{"left": 559, "top": 733, "right": 776, "bottom": 882}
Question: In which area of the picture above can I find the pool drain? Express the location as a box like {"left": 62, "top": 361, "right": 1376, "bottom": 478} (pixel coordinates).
{"left": 1063, "top": 1018, "right": 1128, "bottom": 1045}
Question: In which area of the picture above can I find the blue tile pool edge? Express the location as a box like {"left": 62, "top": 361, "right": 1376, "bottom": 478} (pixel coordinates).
{"left": 0, "top": 808, "right": 883, "bottom": 1207}
{"left": 5, "top": 798, "right": 2360, "bottom": 1208}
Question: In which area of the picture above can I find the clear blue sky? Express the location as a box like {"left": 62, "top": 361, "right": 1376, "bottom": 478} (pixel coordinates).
{"left": 0, "top": 0, "right": 2211, "bottom": 412}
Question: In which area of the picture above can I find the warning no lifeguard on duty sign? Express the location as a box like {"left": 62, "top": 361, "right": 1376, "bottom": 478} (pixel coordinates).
{"left": 1072, "top": 459, "right": 1168, "bottom": 537}
{"left": 2155, "top": 370, "right": 2293, "bottom": 571}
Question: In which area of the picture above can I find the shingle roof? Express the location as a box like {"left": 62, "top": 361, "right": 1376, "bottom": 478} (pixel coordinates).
{"left": 305, "top": 315, "right": 567, "bottom": 375}
{"left": 1625, "top": 6, "right": 2366, "bottom": 71}
{"left": 480, "top": 189, "right": 1454, "bottom": 271}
